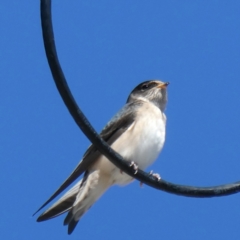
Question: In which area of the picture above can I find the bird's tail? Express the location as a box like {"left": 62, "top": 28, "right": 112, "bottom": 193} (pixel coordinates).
{"left": 37, "top": 170, "right": 110, "bottom": 234}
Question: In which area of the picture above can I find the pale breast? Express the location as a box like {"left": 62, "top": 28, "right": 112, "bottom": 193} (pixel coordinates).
{"left": 110, "top": 102, "right": 166, "bottom": 185}
{"left": 127, "top": 102, "right": 166, "bottom": 168}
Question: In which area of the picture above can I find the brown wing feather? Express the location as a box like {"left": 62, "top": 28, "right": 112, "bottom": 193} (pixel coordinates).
{"left": 34, "top": 101, "right": 143, "bottom": 216}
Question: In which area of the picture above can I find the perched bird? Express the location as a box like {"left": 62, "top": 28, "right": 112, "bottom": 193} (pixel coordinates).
{"left": 34, "top": 80, "right": 169, "bottom": 234}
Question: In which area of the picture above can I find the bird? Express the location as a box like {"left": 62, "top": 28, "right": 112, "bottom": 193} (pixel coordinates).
{"left": 34, "top": 80, "right": 169, "bottom": 234}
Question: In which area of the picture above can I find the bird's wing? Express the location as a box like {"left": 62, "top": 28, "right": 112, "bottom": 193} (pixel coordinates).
{"left": 33, "top": 101, "right": 143, "bottom": 216}
{"left": 37, "top": 178, "right": 83, "bottom": 221}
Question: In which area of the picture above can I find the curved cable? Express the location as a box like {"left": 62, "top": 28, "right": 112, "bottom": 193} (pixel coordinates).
{"left": 39, "top": 0, "right": 240, "bottom": 199}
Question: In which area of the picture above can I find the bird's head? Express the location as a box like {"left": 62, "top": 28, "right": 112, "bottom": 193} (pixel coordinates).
{"left": 127, "top": 80, "right": 169, "bottom": 112}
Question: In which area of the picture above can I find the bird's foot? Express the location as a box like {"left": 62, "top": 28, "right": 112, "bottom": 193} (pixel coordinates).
{"left": 149, "top": 170, "right": 161, "bottom": 181}
{"left": 120, "top": 161, "right": 138, "bottom": 175}
{"left": 140, "top": 171, "right": 161, "bottom": 187}
{"left": 129, "top": 161, "right": 138, "bottom": 175}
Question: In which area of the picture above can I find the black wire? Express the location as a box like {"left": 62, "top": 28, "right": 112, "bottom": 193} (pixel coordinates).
{"left": 40, "top": 0, "right": 240, "bottom": 198}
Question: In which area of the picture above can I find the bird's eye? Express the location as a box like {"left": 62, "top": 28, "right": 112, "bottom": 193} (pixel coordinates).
{"left": 141, "top": 84, "right": 149, "bottom": 91}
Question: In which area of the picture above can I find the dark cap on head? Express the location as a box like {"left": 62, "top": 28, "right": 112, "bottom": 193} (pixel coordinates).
{"left": 127, "top": 80, "right": 169, "bottom": 112}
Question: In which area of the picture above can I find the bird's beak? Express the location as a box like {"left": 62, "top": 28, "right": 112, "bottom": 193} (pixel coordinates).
{"left": 157, "top": 82, "right": 169, "bottom": 89}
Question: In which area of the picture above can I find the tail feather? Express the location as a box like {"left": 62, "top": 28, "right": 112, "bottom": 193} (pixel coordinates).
{"left": 37, "top": 180, "right": 82, "bottom": 222}
{"left": 64, "top": 170, "right": 100, "bottom": 225}
{"left": 68, "top": 219, "right": 79, "bottom": 235}
{"left": 37, "top": 169, "right": 110, "bottom": 235}
{"left": 65, "top": 169, "right": 111, "bottom": 234}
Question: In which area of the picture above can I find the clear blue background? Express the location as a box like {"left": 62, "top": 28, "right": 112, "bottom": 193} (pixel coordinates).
{"left": 1, "top": 1, "right": 240, "bottom": 239}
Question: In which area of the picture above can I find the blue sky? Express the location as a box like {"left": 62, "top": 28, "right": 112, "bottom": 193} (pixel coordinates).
{"left": 1, "top": 1, "right": 240, "bottom": 239}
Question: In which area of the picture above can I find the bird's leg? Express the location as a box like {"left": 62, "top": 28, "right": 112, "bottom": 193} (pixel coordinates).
{"left": 149, "top": 170, "right": 161, "bottom": 181}
{"left": 129, "top": 161, "right": 138, "bottom": 174}
{"left": 120, "top": 161, "right": 139, "bottom": 175}
{"left": 140, "top": 170, "right": 161, "bottom": 187}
